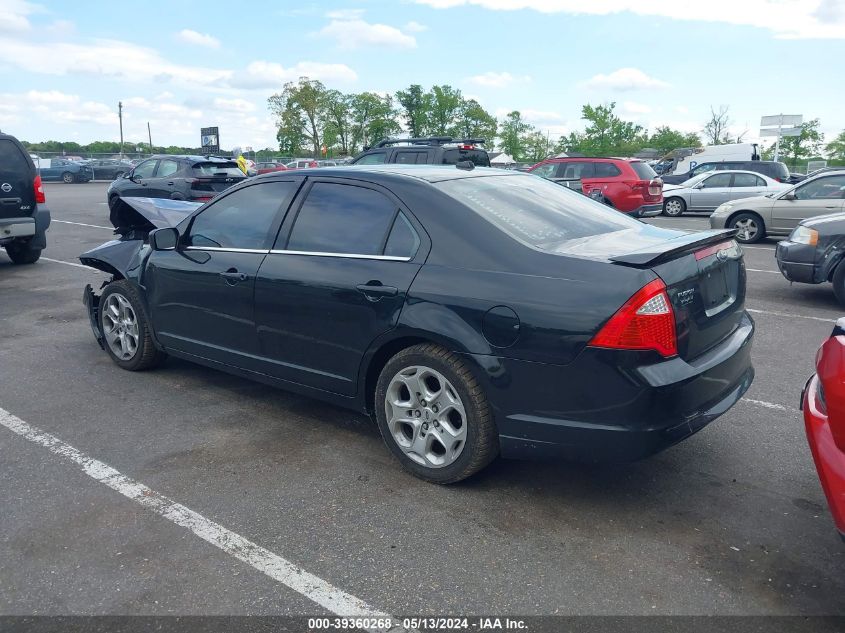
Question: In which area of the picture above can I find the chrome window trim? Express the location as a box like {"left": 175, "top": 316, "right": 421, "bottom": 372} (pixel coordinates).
{"left": 185, "top": 246, "right": 270, "bottom": 254}
{"left": 269, "top": 249, "right": 411, "bottom": 262}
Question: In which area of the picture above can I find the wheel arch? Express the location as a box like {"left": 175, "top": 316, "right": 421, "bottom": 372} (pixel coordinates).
{"left": 726, "top": 209, "right": 767, "bottom": 239}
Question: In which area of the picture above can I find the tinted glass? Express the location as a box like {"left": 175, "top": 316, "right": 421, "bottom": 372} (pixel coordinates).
{"left": 690, "top": 163, "right": 716, "bottom": 176}
{"left": 556, "top": 162, "right": 595, "bottom": 180}
{"left": 0, "top": 139, "right": 31, "bottom": 178}
{"left": 773, "top": 162, "right": 790, "bottom": 180}
{"left": 157, "top": 159, "right": 180, "bottom": 178}
{"left": 441, "top": 149, "right": 490, "bottom": 167}
{"left": 530, "top": 163, "right": 557, "bottom": 179}
{"left": 630, "top": 162, "right": 657, "bottom": 179}
{"left": 715, "top": 163, "right": 741, "bottom": 170}
{"left": 384, "top": 212, "right": 420, "bottom": 258}
{"left": 355, "top": 152, "right": 387, "bottom": 165}
{"left": 732, "top": 173, "right": 761, "bottom": 187}
{"left": 702, "top": 173, "right": 732, "bottom": 188}
{"left": 395, "top": 151, "right": 427, "bottom": 164}
{"left": 594, "top": 162, "right": 622, "bottom": 177}
{"left": 187, "top": 181, "right": 294, "bottom": 249}
{"left": 794, "top": 175, "right": 845, "bottom": 200}
{"left": 192, "top": 162, "right": 243, "bottom": 177}
{"left": 133, "top": 160, "right": 157, "bottom": 178}
{"left": 436, "top": 174, "right": 639, "bottom": 250}
{"left": 287, "top": 182, "right": 397, "bottom": 255}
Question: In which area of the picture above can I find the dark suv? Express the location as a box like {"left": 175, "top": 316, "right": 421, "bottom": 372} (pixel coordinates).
{"left": 0, "top": 132, "right": 50, "bottom": 264}
{"left": 661, "top": 160, "right": 790, "bottom": 185}
{"left": 351, "top": 137, "right": 491, "bottom": 167}
{"left": 108, "top": 155, "right": 247, "bottom": 230}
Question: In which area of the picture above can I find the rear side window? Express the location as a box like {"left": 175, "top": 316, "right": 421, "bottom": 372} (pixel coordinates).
{"left": 441, "top": 148, "right": 490, "bottom": 167}
{"left": 355, "top": 152, "right": 387, "bottom": 165}
{"left": 594, "top": 162, "right": 622, "bottom": 177}
{"left": 732, "top": 173, "right": 764, "bottom": 187}
{"left": 629, "top": 162, "right": 657, "bottom": 179}
{"left": 395, "top": 151, "right": 428, "bottom": 164}
{"left": 384, "top": 212, "right": 420, "bottom": 259}
{"left": 192, "top": 162, "right": 243, "bottom": 177}
{"left": 187, "top": 181, "right": 295, "bottom": 250}
{"left": 436, "top": 174, "right": 639, "bottom": 250}
{"left": 286, "top": 182, "right": 397, "bottom": 255}
{"left": 0, "top": 139, "right": 31, "bottom": 178}
{"left": 773, "top": 162, "right": 790, "bottom": 180}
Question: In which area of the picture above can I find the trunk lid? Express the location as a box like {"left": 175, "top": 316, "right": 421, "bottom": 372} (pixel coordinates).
{"left": 611, "top": 229, "right": 746, "bottom": 360}
{"left": 190, "top": 162, "right": 247, "bottom": 194}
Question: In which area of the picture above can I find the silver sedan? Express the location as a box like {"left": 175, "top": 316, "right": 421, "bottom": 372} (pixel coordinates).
{"left": 661, "top": 170, "right": 787, "bottom": 216}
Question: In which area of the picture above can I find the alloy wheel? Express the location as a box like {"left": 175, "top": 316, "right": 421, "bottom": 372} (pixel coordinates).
{"left": 664, "top": 199, "right": 683, "bottom": 216}
{"left": 102, "top": 293, "right": 139, "bottom": 360}
{"left": 734, "top": 218, "right": 758, "bottom": 242}
{"left": 384, "top": 365, "right": 467, "bottom": 469}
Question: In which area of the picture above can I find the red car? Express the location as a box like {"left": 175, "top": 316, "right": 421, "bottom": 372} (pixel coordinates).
{"left": 528, "top": 157, "right": 663, "bottom": 217}
{"left": 256, "top": 162, "right": 287, "bottom": 175}
{"left": 802, "top": 318, "right": 845, "bottom": 541}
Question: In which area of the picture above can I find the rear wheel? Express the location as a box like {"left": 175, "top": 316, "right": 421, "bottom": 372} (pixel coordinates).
{"left": 62, "top": 171, "right": 74, "bottom": 184}
{"left": 730, "top": 212, "right": 765, "bottom": 244}
{"left": 663, "top": 197, "right": 686, "bottom": 217}
{"left": 374, "top": 343, "right": 498, "bottom": 484}
{"left": 832, "top": 262, "right": 845, "bottom": 306}
{"left": 5, "top": 242, "right": 41, "bottom": 264}
{"left": 99, "top": 280, "right": 166, "bottom": 371}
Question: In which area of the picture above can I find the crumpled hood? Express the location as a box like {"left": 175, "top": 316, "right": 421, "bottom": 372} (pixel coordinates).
{"left": 122, "top": 197, "right": 203, "bottom": 229}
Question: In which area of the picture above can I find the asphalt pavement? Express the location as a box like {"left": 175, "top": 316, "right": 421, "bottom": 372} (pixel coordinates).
{"left": 0, "top": 182, "right": 843, "bottom": 618}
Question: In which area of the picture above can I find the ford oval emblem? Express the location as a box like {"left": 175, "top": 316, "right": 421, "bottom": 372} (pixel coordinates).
{"left": 0, "top": 183, "right": 11, "bottom": 193}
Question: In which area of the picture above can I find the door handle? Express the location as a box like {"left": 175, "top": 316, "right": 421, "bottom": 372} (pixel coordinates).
{"left": 220, "top": 270, "right": 249, "bottom": 284}
{"left": 356, "top": 282, "right": 398, "bottom": 301}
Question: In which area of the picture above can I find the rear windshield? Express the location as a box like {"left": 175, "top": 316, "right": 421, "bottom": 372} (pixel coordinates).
{"left": 441, "top": 148, "right": 490, "bottom": 167}
{"left": 192, "top": 162, "right": 244, "bottom": 177}
{"left": 630, "top": 161, "right": 657, "bottom": 180}
{"left": 773, "top": 161, "right": 790, "bottom": 179}
{"left": 0, "top": 138, "right": 32, "bottom": 178}
{"left": 436, "top": 174, "right": 639, "bottom": 250}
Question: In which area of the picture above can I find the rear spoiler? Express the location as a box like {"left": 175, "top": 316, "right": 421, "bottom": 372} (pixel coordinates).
{"left": 609, "top": 229, "right": 737, "bottom": 267}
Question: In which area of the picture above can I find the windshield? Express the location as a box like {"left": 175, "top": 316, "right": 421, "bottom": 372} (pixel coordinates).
{"left": 680, "top": 173, "right": 709, "bottom": 187}
{"left": 192, "top": 162, "right": 244, "bottom": 177}
{"left": 436, "top": 174, "right": 640, "bottom": 251}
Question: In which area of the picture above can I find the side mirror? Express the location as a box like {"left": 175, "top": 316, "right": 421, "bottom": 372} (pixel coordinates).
{"left": 694, "top": 182, "right": 705, "bottom": 190}
{"left": 783, "top": 192, "right": 797, "bottom": 201}
{"left": 149, "top": 227, "right": 178, "bottom": 251}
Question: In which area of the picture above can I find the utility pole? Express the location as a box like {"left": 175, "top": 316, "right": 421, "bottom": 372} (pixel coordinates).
{"left": 118, "top": 101, "right": 124, "bottom": 159}
{"left": 147, "top": 122, "right": 153, "bottom": 155}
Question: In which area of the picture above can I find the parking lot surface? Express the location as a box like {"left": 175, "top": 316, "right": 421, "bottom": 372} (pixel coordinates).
{"left": 1, "top": 182, "right": 843, "bottom": 617}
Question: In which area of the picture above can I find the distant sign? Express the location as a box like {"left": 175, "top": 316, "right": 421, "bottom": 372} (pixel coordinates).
{"left": 760, "top": 127, "right": 802, "bottom": 137}
{"left": 201, "top": 126, "right": 219, "bottom": 155}
{"left": 760, "top": 114, "right": 803, "bottom": 127}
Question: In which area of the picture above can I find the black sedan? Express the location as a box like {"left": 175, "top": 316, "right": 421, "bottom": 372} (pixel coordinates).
{"left": 776, "top": 212, "right": 845, "bottom": 305}
{"left": 87, "top": 158, "right": 134, "bottom": 180}
{"left": 80, "top": 166, "right": 755, "bottom": 483}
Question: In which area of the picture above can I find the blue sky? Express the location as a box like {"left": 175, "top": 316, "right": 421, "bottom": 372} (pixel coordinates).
{"left": 1, "top": 0, "right": 843, "bottom": 151}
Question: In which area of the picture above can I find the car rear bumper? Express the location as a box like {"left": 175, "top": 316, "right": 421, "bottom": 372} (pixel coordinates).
{"left": 469, "top": 311, "right": 755, "bottom": 462}
{"left": 0, "top": 208, "right": 50, "bottom": 247}
{"left": 803, "top": 374, "right": 845, "bottom": 538}
{"left": 627, "top": 203, "right": 663, "bottom": 218}
{"left": 776, "top": 239, "right": 829, "bottom": 284}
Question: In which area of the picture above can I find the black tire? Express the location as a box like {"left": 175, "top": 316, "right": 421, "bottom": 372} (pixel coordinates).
{"left": 374, "top": 343, "right": 498, "bottom": 484}
{"left": 663, "top": 196, "right": 686, "bottom": 216}
{"left": 5, "top": 243, "right": 41, "bottom": 264}
{"left": 99, "top": 280, "right": 166, "bottom": 371}
{"left": 62, "top": 171, "right": 74, "bottom": 184}
{"left": 832, "top": 262, "right": 845, "bottom": 307}
{"left": 729, "top": 212, "right": 765, "bottom": 244}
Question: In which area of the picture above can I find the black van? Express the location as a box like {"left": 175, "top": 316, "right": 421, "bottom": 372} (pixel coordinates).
{"left": 0, "top": 132, "right": 50, "bottom": 264}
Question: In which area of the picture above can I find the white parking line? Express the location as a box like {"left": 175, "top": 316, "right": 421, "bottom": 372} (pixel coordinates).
{"left": 741, "top": 398, "right": 789, "bottom": 411}
{"left": 741, "top": 245, "right": 775, "bottom": 250}
{"left": 41, "top": 257, "right": 99, "bottom": 271}
{"left": 53, "top": 219, "right": 113, "bottom": 230}
{"left": 746, "top": 268, "right": 780, "bottom": 274}
{"left": 747, "top": 308, "right": 836, "bottom": 323}
{"left": 0, "top": 407, "right": 404, "bottom": 632}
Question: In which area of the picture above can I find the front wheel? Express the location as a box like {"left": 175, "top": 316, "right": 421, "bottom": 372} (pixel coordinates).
{"left": 99, "top": 280, "right": 166, "bottom": 371}
{"left": 62, "top": 171, "right": 74, "bottom": 184}
{"left": 374, "top": 343, "right": 498, "bottom": 484}
{"left": 663, "top": 197, "right": 686, "bottom": 217}
{"left": 730, "top": 212, "right": 765, "bottom": 244}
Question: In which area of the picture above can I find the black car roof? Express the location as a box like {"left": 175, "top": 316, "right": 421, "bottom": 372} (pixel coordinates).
{"left": 257, "top": 164, "right": 522, "bottom": 184}
{"left": 148, "top": 154, "right": 236, "bottom": 163}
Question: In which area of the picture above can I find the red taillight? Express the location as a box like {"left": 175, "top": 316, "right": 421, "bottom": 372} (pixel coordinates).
{"left": 34, "top": 175, "right": 46, "bottom": 203}
{"left": 459, "top": 144, "right": 475, "bottom": 150}
{"left": 694, "top": 240, "right": 735, "bottom": 261}
{"left": 589, "top": 278, "right": 678, "bottom": 357}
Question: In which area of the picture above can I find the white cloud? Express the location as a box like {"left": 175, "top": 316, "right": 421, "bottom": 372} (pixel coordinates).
{"left": 232, "top": 60, "right": 358, "bottom": 89}
{"left": 621, "top": 100, "right": 652, "bottom": 115}
{"left": 315, "top": 19, "right": 417, "bottom": 49}
{"left": 0, "top": 0, "right": 44, "bottom": 33}
{"left": 467, "top": 71, "right": 531, "bottom": 88}
{"left": 413, "top": 0, "right": 845, "bottom": 39}
{"left": 177, "top": 28, "right": 221, "bottom": 48}
{"left": 213, "top": 97, "right": 256, "bottom": 113}
{"left": 0, "top": 90, "right": 116, "bottom": 126}
{"left": 325, "top": 8, "right": 366, "bottom": 20}
{"left": 404, "top": 20, "right": 428, "bottom": 32}
{"left": 583, "top": 67, "right": 669, "bottom": 91}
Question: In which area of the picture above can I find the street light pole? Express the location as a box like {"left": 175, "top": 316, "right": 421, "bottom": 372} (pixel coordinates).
{"left": 147, "top": 122, "right": 153, "bottom": 155}
{"left": 118, "top": 101, "right": 124, "bottom": 159}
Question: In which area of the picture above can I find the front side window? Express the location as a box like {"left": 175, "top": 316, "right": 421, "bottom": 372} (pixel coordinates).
{"left": 187, "top": 181, "right": 295, "bottom": 250}
{"left": 355, "top": 152, "right": 387, "bottom": 165}
{"left": 133, "top": 160, "right": 157, "bottom": 179}
{"left": 793, "top": 175, "right": 845, "bottom": 200}
{"left": 701, "top": 173, "right": 732, "bottom": 188}
{"left": 286, "top": 182, "right": 397, "bottom": 255}
{"left": 530, "top": 163, "right": 557, "bottom": 179}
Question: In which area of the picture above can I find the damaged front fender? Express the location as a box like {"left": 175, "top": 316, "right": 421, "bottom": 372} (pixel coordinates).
{"left": 79, "top": 238, "right": 148, "bottom": 281}
{"left": 83, "top": 283, "right": 105, "bottom": 350}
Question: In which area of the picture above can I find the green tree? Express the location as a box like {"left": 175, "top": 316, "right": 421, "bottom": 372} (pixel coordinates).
{"left": 426, "top": 85, "right": 463, "bottom": 136}
{"left": 499, "top": 111, "right": 532, "bottom": 160}
{"left": 350, "top": 92, "right": 399, "bottom": 151}
{"left": 323, "top": 90, "right": 354, "bottom": 156}
{"left": 395, "top": 84, "right": 430, "bottom": 138}
{"left": 268, "top": 77, "right": 330, "bottom": 158}
{"left": 275, "top": 107, "right": 305, "bottom": 156}
{"left": 523, "top": 130, "right": 551, "bottom": 162}
{"left": 779, "top": 119, "right": 824, "bottom": 168}
{"left": 826, "top": 130, "right": 845, "bottom": 161}
{"left": 573, "top": 102, "right": 644, "bottom": 156}
{"left": 648, "top": 126, "right": 702, "bottom": 155}
{"left": 454, "top": 99, "right": 497, "bottom": 142}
